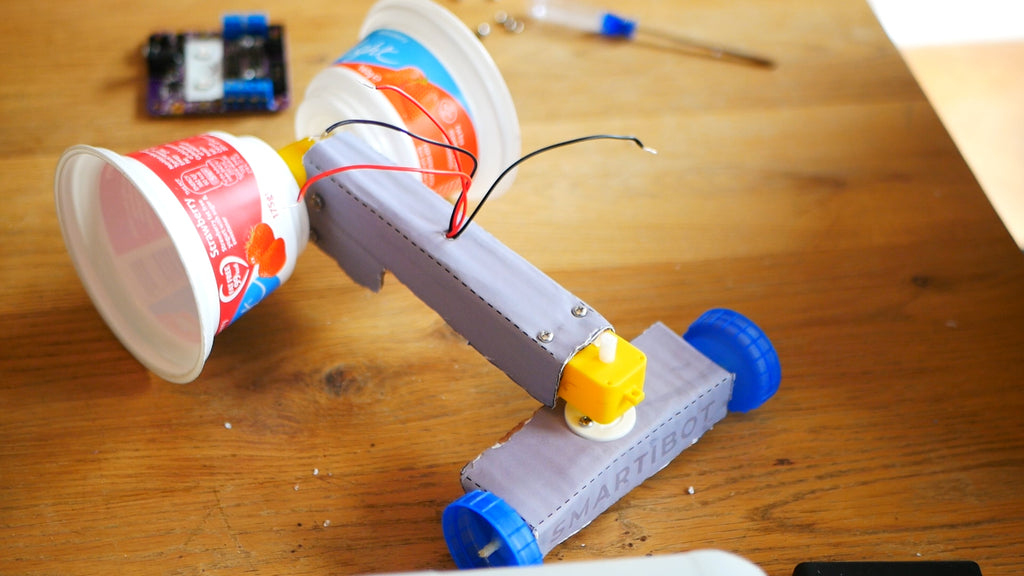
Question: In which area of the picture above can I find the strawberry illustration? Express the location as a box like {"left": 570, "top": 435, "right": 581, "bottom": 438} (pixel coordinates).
{"left": 257, "top": 237, "right": 287, "bottom": 278}
{"left": 246, "top": 222, "right": 275, "bottom": 265}
{"left": 245, "top": 222, "right": 287, "bottom": 278}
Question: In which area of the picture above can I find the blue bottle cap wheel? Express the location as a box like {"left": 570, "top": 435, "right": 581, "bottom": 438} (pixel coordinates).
{"left": 442, "top": 490, "right": 543, "bottom": 568}
{"left": 683, "top": 308, "right": 781, "bottom": 412}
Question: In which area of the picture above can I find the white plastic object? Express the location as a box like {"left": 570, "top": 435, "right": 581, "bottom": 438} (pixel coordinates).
{"left": 564, "top": 402, "right": 636, "bottom": 442}
{"left": 597, "top": 330, "right": 617, "bottom": 363}
{"left": 183, "top": 36, "right": 224, "bottom": 102}
{"left": 529, "top": 0, "right": 608, "bottom": 34}
{"left": 54, "top": 132, "right": 308, "bottom": 383}
{"left": 368, "top": 550, "right": 766, "bottom": 576}
{"left": 295, "top": 0, "right": 521, "bottom": 201}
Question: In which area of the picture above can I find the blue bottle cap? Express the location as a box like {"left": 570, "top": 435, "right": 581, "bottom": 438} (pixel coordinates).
{"left": 683, "top": 308, "right": 781, "bottom": 412}
{"left": 442, "top": 490, "right": 543, "bottom": 568}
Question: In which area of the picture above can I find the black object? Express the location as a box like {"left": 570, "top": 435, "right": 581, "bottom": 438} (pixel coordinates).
{"left": 144, "top": 14, "right": 288, "bottom": 116}
{"left": 794, "top": 561, "right": 982, "bottom": 576}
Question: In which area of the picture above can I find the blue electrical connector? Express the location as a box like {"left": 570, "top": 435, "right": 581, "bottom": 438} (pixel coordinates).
{"left": 222, "top": 13, "right": 269, "bottom": 41}
{"left": 223, "top": 79, "right": 274, "bottom": 111}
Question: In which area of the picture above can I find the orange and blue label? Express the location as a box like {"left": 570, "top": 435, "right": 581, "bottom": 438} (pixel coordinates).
{"left": 335, "top": 29, "right": 478, "bottom": 198}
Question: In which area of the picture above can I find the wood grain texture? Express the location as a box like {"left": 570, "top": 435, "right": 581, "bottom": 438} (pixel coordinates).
{"left": 2, "top": 1, "right": 1022, "bottom": 575}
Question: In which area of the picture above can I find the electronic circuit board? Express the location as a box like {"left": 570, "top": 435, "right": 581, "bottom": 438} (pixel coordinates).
{"left": 144, "top": 14, "right": 288, "bottom": 116}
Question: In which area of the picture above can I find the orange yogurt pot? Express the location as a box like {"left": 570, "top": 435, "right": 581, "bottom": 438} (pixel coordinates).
{"left": 295, "top": 0, "right": 520, "bottom": 201}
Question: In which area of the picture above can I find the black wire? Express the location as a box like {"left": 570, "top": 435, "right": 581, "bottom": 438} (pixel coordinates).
{"left": 323, "top": 119, "right": 479, "bottom": 178}
{"left": 319, "top": 122, "right": 648, "bottom": 241}
{"left": 447, "top": 134, "right": 650, "bottom": 239}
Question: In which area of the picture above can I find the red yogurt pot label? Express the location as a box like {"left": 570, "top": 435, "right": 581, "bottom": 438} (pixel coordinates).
{"left": 128, "top": 134, "right": 266, "bottom": 334}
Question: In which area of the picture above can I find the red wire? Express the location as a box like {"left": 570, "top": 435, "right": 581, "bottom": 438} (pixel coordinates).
{"left": 376, "top": 84, "right": 472, "bottom": 236}
{"left": 298, "top": 164, "right": 474, "bottom": 204}
{"left": 375, "top": 84, "right": 465, "bottom": 173}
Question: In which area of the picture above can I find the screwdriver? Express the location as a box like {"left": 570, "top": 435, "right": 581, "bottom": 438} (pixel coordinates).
{"left": 528, "top": 0, "right": 774, "bottom": 68}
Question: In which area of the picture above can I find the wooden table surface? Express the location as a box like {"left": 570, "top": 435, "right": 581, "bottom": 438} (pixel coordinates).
{"left": 2, "top": 1, "right": 1022, "bottom": 575}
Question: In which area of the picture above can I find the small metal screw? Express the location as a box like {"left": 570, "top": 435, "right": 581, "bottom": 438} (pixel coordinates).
{"left": 310, "top": 192, "right": 325, "bottom": 212}
{"left": 571, "top": 305, "right": 588, "bottom": 318}
{"left": 578, "top": 415, "right": 593, "bottom": 428}
{"left": 537, "top": 330, "right": 554, "bottom": 343}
